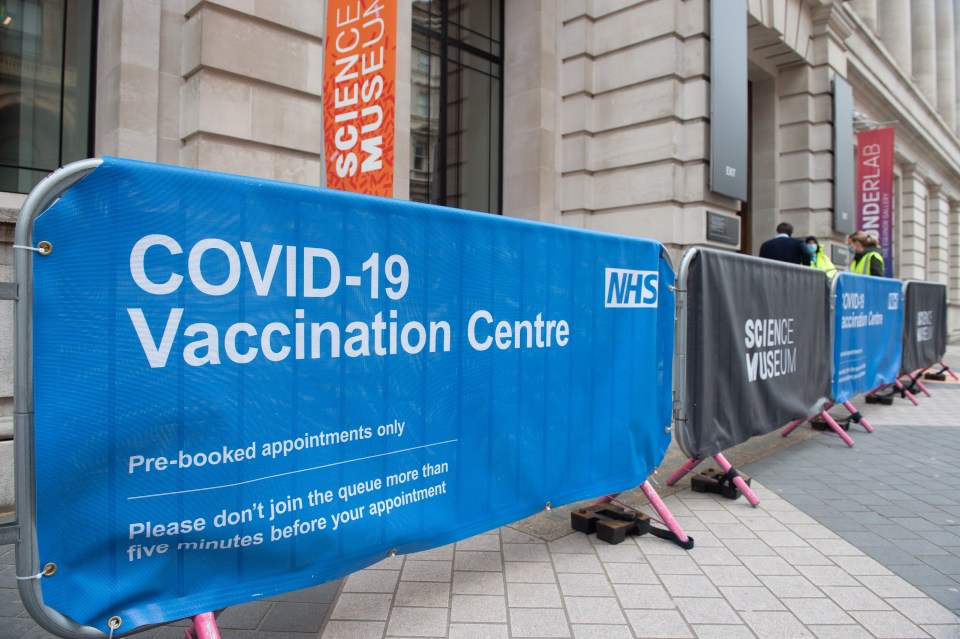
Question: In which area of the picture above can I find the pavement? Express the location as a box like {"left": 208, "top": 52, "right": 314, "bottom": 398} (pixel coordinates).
{"left": 2, "top": 350, "right": 960, "bottom": 638}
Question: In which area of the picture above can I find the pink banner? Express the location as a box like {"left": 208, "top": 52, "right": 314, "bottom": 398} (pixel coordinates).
{"left": 856, "top": 127, "right": 895, "bottom": 277}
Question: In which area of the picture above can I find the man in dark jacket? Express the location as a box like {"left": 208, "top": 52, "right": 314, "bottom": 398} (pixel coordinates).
{"left": 758, "top": 222, "right": 811, "bottom": 265}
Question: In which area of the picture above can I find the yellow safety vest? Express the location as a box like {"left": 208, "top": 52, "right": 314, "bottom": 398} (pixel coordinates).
{"left": 812, "top": 249, "right": 837, "bottom": 278}
{"left": 850, "top": 251, "right": 884, "bottom": 276}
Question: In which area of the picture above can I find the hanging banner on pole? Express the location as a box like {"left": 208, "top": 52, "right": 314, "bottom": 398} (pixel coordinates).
{"left": 323, "top": 0, "right": 397, "bottom": 196}
{"left": 856, "top": 127, "right": 894, "bottom": 277}
{"left": 21, "top": 158, "right": 675, "bottom": 634}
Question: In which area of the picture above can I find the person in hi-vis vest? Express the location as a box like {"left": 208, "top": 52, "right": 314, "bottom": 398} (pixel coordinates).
{"left": 847, "top": 231, "right": 885, "bottom": 276}
{"left": 804, "top": 236, "right": 837, "bottom": 278}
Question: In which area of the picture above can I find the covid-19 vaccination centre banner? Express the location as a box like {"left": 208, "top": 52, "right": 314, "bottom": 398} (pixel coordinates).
{"left": 901, "top": 280, "right": 948, "bottom": 372}
{"left": 19, "top": 158, "right": 675, "bottom": 634}
{"left": 675, "top": 249, "right": 830, "bottom": 460}
{"left": 832, "top": 273, "right": 903, "bottom": 403}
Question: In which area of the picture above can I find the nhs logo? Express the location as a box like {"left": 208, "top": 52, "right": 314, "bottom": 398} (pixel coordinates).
{"left": 605, "top": 268, "right": 658, "bottom": 308}
{"left": 887, "top": 292, "right": 899, "bottom": 310}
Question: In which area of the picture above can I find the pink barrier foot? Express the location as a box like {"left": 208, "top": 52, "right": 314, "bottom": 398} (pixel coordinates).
{"left": 942, "top": 362, "right": 959, "bottom": 381}
{"left": 667, "top": 458, "right": 700, "bottom": 486}
{"left": 842, "top": 401, "right": 873, "bottom": 433}
{"left": 713, "top": 453, "right": 760, "bottom": 507}
{"left": 914, "top": 376, "right": 933, "bottom": 397}
{"left": 640, "top": 480, "right": 693, "bottom": 549}
{"left": 895, "top": 380, "right": 920, "bottom": 406}
{"left": 820, "top": 410, "right": 855, "bottom": 447}
{"left": 781, "top": 419, "right": 805, "bottom": 437}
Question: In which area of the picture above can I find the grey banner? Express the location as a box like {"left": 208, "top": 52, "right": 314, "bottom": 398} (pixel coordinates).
{"left": 833, "top": 76, "right": 855, "bottom": 234}
{"left": 676, "top": 249, "right": 831, "bottom": 460}
{"left": 901, "top": 280, "right": 947, "bottom": 372}
{"left": 709, "top": 0, "right": 748, "bottom": 201}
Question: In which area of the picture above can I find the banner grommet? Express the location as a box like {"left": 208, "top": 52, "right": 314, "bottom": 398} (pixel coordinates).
{"left": 41, "top": 563, "right": 56, "bottom": 577}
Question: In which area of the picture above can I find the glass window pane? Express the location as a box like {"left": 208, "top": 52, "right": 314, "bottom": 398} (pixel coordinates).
{"left": 0, "top": 0, "right": 94, "bottom": 194}
{"left": 409, "top": 0, "right": 501, "bottom": 214}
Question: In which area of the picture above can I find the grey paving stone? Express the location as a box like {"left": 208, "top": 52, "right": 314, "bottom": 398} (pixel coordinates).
{"left": 214, "top": 602, "right": 271, "bottom": 629}
{"left": 508, "top": 608, "right": 571, "bottom": 638}
{"left": 412, "top": 545, "right": 455, "bottom": 561}
{"left": 454, "top": 550, "right": 502, "bottom": 572}
{"left": 659, "top": 574, "right": 722, "bottom": 598}
{"left": 449, "top": 594, "right": 506, "bottom": 624}
{"left": 613, "top": 583, "right": 675, "bottom": 609}
{"left": 447, "top": 623, "right": 509, "bottom": 639}
{"left": 603, "top": 564, "right": 660, "bottom": 584}
{"left": 796, "top": 565, "right": 860, "bottom": 587}
{"left": 701, "top": 564, "right": 762, "bottom": 587}
{"left": 592, "top": 542, "right": 645, "bottom": 563}
{"left": 570, "top": 624, "right": 633, "bottom": 639}
{"left": 452, "top": 570, "right": 505, "bottom": 595}
{"left": 506, "top": 582, "right": 562, "bottom": 608}
{"left": 719, "top": 586, "right": 787, "bottom": 612}
{"left": 848, "top": 610, "right": 929, "bottom": 639}
{"left": 400, "top": 560, "right": 452, "bottom": 582}
{"left": 886, "top": 597, "right": 960, "bottom": 624}
{"left": 454, "top": 534, "right": 499, "bottom": 552}
{"left": 266, "top": 580, "right": 342, "bottom": 603}
{"left": 741, "top": 555, "right": 800, "bottom": 577}
{"left": 564, "top": 596, "right": 626, "bottom": 625}
{"left": 558, "top": 573, "right": 614, "bottom": 597}
{"left": 385, "top": 606, "right": 448, "bottom": 637}
{"left": 331, "top": 593, "right": 393, "bottom": 621}
{"left": 551, "top": 553, "right": 604, "bottom": 574}
{"left": 259, "top": 601, "right": 329, "bottom": 633}
{"left": 808, "top": 624, "right": 875, "bottom": 639}
{"left": 394, "top": 581, "right": 451, "bottom": 607}
{"left": 758, "top": 575, "right": 824, "bottom": 599}
{"left": 504, "top": 561, "right": 556, "bottom": 584}
{"left": 646, "top": 554, "right": 702, "bottom": 575}
{"left": 502, "top": 542, "right": 550, "bottom": 563}
{"left": 857, "top": 575, "right": 929, "bottom": 598}
{"left": 673, "top": 597, "right": 741, "bottom": 625}
{"left": 740, "top": 611, "right": 815, "bottom": 639}
{"left": 781, "top": 598, "right": 855, "bottom": 625}
{"left": 623, "top": 609, "right": 694, "bottom": 639}
{"left": 320, "top": 620, "right": 387, "bottom": 639}
{"left": 343, "top": 569, "right": 401, "bottom": 593}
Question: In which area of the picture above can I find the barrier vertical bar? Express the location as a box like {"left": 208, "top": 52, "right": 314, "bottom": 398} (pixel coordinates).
{"left": 184, "top": 613, "right": 221, "bottom": 639}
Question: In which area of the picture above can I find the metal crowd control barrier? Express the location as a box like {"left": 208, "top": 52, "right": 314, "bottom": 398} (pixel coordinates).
{"left": 669, "top": 248, "right": 832, "bottom": 506}
{"left": 781, "top": 272, "right": 902, "bottom": 444}
{"left": 12, "top": 157, "right": 684, "bottom": 637}
{"left": 897, "top": 280, "right": 952, "bottom": 399}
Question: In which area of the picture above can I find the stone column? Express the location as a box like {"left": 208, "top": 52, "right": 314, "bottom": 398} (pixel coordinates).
{"left": 911, "top": 0, "right": 938, "bottom": 104}
{"left": 95, "top": 0, "right": 163, "bottom": 160}
{"left": 936, "top": 0, "right": 956, "bottom": 128}
{"left": 878, "top": 0, "right": 911, "bottom": 74}
{"left": 502, "top": 0, "right": 559, "bottom": 223}
{"left": 955, "top": 0, "right": 960, "bottom": 133}
{"left": 927, "top": 186, "right": 950, "bottom": 285}
{"left": 899, "top": 165, "right": 928, "bottom": 280}
{"left": 950, "top": 199, "right": 960, "bottom": 302}
{"left": 851, "top": 0, "right": 878, "bottom": 32}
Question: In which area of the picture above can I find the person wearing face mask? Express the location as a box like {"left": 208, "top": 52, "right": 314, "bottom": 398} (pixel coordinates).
{"left": 804, "top": 236, "right": 837, "bottom": 278}
{"left": 847, "top": 231, "right": 885, "bottom": 276}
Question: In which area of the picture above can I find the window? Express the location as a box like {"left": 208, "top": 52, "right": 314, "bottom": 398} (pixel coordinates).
{"left": 0, "top": 0, "right": 96, "bottom": 194}
{"left": 411, "top": 0, "right": 502, "bottom": 214}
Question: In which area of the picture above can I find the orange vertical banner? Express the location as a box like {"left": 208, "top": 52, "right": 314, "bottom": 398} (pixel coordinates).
{"left": 323, "top": 0, "right": 397, "bottom": 196}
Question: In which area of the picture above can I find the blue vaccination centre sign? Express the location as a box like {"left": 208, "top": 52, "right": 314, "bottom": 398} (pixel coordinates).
{"left": 27, "top": 158, "right": 675, "bottom": 632}
{"left": 832, "top": 272, "right": 903, "bottom": 403}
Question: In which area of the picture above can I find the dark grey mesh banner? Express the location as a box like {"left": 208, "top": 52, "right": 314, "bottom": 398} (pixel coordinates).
{"left": 901, "top": 281, "right": 947, "bottom": 372}
{"left": 677, "top": 249, "right": 831, "bottom": 459}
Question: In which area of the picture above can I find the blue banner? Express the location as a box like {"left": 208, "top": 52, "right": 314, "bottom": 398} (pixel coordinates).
{"left": 30, "top": 158, "right": 674, "bottom": 632}
{"left": 832, "top": 273, "right": 903, "bottom": 403}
